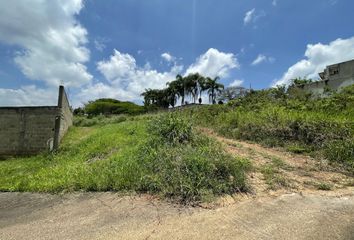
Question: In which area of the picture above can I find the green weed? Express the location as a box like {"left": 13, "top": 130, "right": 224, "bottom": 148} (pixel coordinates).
{"left": 0, "top": 116, "right": 250, "bottom": 204}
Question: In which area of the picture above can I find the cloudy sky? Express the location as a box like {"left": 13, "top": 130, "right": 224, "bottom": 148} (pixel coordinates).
{"left": 1, "top": 0, "right": 354, "bottom": 107}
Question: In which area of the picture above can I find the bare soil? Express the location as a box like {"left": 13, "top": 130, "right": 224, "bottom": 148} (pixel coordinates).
{"left": 1, "top": 192, "right": 354, "bottom": 240}
{"left": 200, "top": 128, "right": 354, "bottom": 199}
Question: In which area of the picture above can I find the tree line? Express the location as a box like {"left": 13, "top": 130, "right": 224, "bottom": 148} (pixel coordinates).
{"left": 141, "top": 73, "right": 225, "bottom": 108}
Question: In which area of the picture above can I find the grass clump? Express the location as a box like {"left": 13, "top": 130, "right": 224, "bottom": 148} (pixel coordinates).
{"left": 141, "top": 113, "right": 250, "bottom": 203}
{"left": 316, "top": 182, "right": 333, "bottom": 191}
{"left": 148, "top": 113, "right": 193, "bottom": 144}
{"left": 260, "top": 161, "right": 291, "bottom": 190}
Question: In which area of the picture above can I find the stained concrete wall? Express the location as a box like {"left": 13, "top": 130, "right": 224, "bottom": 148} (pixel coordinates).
{"left": 302, "top": 77, "right": 354, "bottom": 96}
{"left": 303, "top": 59, "right": 354, "bottom": 96}
{"left": 56, "top": 86, "right": 73, "bottom": 146}
{"left": 0, "top": 86, "right": 73, "bottom": 156}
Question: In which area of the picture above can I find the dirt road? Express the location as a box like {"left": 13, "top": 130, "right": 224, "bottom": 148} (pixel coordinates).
{"left": 1, "top": 192, "right": 354, "bottom": 240}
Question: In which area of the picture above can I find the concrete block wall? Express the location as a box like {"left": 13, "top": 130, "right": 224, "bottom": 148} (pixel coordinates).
{"left": 0, "top": 86, "right": 73, "bottom": 156}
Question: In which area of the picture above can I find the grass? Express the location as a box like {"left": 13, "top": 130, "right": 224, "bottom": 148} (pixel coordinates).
{"left": 304, "top": 181, "right": 333, "bottom": 191}
{"left": 259, "top": 157, "right": 292, "bottom": 190}
{"left": 0, "top": 120, "right": 146, "bottom": 192}
{"left": 0, "top": 114, "right": 250, "bottom": 203}
{"left": 316, "top": 182, "right": 333, "bottom": 191}
{"left": 179, "top": 85, "right": 354, "bottom": 174}
{"left": 73, "top": 115, "right": 128, "bottom": 127}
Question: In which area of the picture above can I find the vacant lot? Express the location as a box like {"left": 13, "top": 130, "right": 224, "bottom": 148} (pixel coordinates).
{"left": 1, "top": 86, "right": 354, "bottom": 239}
{"left": 0, "top": 115, "right": 250, "bottom": 203}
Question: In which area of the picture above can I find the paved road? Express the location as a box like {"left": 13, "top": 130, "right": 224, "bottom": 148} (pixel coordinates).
{"left": 1, "top": 192, "right": 354, "bottom": 240}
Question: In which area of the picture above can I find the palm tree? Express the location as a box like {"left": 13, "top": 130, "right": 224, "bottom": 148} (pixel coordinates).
{"left": 141, "top": 88, "right": 155, "bottom": 106}
{"left": 205, "top": 77, "right": 224, "bottom": 104}
{"left": 185, "top": 73, "right": 206, "bottom": 103}
{"left": 166, "top": 81, "right": 179, "bottom": 107}
{"left": 197, "top": 75, "right": 206, "bottom": 104}
{"left": 184, "top": 74, "right": 197, "bottom": 103}
{"left": 174, "top": 74, "right": 186, "bottom": 105}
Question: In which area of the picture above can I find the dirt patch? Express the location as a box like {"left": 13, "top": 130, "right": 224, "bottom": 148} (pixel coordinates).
{"left": 199, "top": 128, "right": 354, "bottom": 198}
{"left": 1, "top": 192, "right": 354, "bottom": 240}
{"left": 86, "top": 148, "right": 119, "bottom": 164}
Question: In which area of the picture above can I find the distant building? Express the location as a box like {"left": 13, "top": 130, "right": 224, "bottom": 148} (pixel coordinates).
{"left": 301, "top": 59, "right": 354, "bottom": 96}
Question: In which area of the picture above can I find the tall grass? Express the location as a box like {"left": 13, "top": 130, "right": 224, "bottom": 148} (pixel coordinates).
{"left": 181, "top": 85, "right": 354, "bottom": 173}
{"left": 0, "top": 114, "right": 250, "bottom": 203}
{"left": 142, "top": 113, "right": 250, "bottom": 202}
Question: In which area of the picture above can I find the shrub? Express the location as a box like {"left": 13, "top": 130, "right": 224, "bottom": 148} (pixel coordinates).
{"left": 84, "top": 98, "right": 145, "bottom": 116}
{"left": 148, "top": 113, "right": 194, "bottom": 144}
{"left": 138, "top": 134, "right": 250, "bottom": 203}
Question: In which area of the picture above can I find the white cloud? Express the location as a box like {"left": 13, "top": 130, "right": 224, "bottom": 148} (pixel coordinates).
{"left": 251, "top": 54, "right": 275, "bottom": 66}
{"left": 1, "top": 46, "right": 239, "bottom": 107}
{"left": 0, "top": 86, "right": 58, "bottom": 106}
{"left": 0, "top": 0, "right": 92, "bottom": 88}
{"left": 229, "top": 79, "right": 244, "bottom": 87}
{"left": 185, "top": 48, "right": 239, "bottom": 78}
{"left": 93, "top": 49, "right": 183, "bottom": 104}
{"left": 272, "top": 0, "right": 277, "bottom": 6}
{"left": 161, "top": 52, "right": 175, "bottom": 62}
{"left": 273, "top": 37, "right": 354, "bottom": 86}
{"left": 251, "top": 54, "right": 267, "bottom": 65}
{"left": 244, "top": 9, "right": 256, "bottom": 25}
{"left": 78, "top": 48, "right": 239, "bottom": 106}
{"left": 94, "top": 40, "right": 105, "bottom": 52}
{"left": 243, "top": 8, "right": 266, "bottom": 25}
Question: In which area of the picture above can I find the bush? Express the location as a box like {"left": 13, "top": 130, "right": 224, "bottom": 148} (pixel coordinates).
{"left": 138, "top": 132, "right": 250, "bottom": 203}
{"left": 84, "top": 98, "right": 145, "bottom": 116}
{"left": 148, "top": 113, "right": 194, "bottom": 144}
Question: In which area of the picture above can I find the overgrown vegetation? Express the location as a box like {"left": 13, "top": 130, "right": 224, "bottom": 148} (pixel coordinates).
{"left": 181, "top": 84, "right": 354, "bottom": 173}
{"left": 74, "top": 115, "right": 128, "bottom": 127}
{"left": 0, "top": 114, "right": 250, "bottom": 203}
{"left": 75, "top": 98, "right": 145, "bottom": 116}
{"left": 1, "top": 75, "right": 353, "bottom": 202}
{"left": 141, "top": 113, "right": 250, "bottom": 202}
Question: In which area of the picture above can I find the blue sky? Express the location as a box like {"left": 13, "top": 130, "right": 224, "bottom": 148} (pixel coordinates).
{"left": 1, "top": 0, "right": 354, "bottom": 107}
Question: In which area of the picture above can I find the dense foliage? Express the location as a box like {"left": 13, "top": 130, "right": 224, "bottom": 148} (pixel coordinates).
{"left": 141, "top": 73, "right": 224, "bottom": 108}
{"left": 78, "top": 98, "right": 145, "bottom": 116}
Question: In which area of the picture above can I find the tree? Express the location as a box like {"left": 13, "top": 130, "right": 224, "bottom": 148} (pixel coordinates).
{"left": 205, "top": 77, "right": 224, "bottom": 104}
{"left": 183, "top": 73, "right": 207, "bottom": 104}
{"left": 218, "top": 86, "right": 248, "bottom": 102}
{"left": 84, "top": 98, "right": 144, "bottom": 115}
{"left": 291, "top": 77, "right": 313, "bottom": 86}
{"left": 175, "top": 74, "right": 186, "bottom": 105}
{"left": 165, "top": 81, "right": 179, "bottom": 107}
{"left": 184, "top": 73, "right": 198, "bottom": 103}
{"left": 141, "top": 88, "right": 157, "bottom": 106}
{"left": 197, "top": 74, "right": 207, "bottom": 104}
